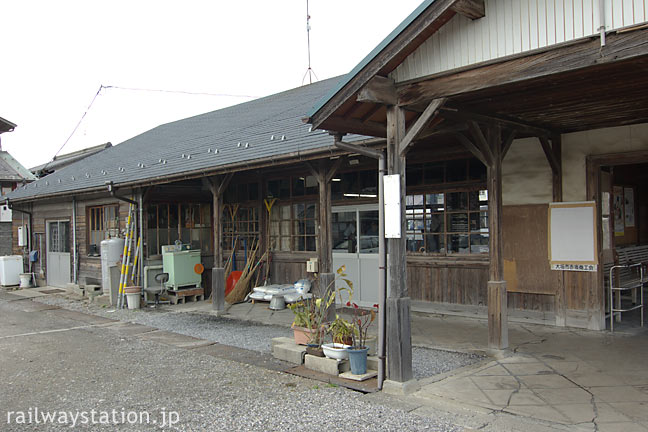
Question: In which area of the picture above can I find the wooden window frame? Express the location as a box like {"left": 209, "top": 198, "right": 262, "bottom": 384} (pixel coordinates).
{"left": 86, "top": 204, "right": 119, "bottom": 255}
{"left": 146, "top": 202, "right": 212, "bottom": 257}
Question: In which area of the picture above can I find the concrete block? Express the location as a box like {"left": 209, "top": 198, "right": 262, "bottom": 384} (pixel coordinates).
{"left": 91, "top": 295, "right": 111, "bottom": 306}
{"left": 273, "top": 343, "right": 306, "bottom": 365}
{"left": 339, "top": 370, "right": 377, "bottom": 382}
{"left": 367, "top": 356, "right": 379, "bottom": 371}
{"left": 382, "top": 379, "right": 421, "bottom": 396}
{"left": 271, "top": 337, "right": 295, "bottom": 350}
{"left": 84, "top": 284, "right": 102, "bottom": 299}
{"left": 304, "top": 354, "right": 349, "bottom": 376}
{"left": 66, "top": 283, "right": 84, "bottom": 297}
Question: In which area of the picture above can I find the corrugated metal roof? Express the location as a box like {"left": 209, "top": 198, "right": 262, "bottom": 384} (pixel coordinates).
{"left": 7, "top": 77, "right": 365, "bottom": 201}
{"left": 0, "top": 151, "right": 36, "bottom": 182}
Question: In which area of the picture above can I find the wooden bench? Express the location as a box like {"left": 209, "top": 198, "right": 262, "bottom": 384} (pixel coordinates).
{"left": 605, "top": 245, "right": 648, "bottom": 331}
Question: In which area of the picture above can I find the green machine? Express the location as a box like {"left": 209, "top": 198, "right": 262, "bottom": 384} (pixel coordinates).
{"left": 161, "top": 245, "right": 202, "bottom": 291}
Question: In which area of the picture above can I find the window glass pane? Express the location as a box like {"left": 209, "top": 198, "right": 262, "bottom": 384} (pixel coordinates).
{"left": 306, "top": 236, "right": 317, "bottom": 252}
{"left": 305, "top": 176, "right": 318, "bottom": 195}
{"left": 470, "top": 212, "right": 489, "bottom": 231}
{"left": 359, "top": 210, "right": 379, "bottom": 254}
{"left": 359, "top": 171, "right": 377, "bottom": 197}
{"left": 425, "top": 234, "right": 444, "bottom": 253}
{"left": 147, "top": 205, "right": 158, "bottom": 229}
{"left": 248, "top": 182, "right": 259, "bottom": 201}
{"left": 267, "top": 180, "right": 280, "bottom": 199}
{"left": 59, "top": 222, "right": 70, "bottom": 253}
{"left": 426, "top": 213, "right": 444, "bottom": 233}
{"left": 332, "top": 211, "right": 357, "bottom": 253}
{"left": 470, "top": 233, "right": 489, "bottom": 254}
{"left": 407, "top": 234, "right": 424, "bottom": 252}
{"left": 237, "top": 183, "right": 248, "bottom": 201}
{"left": 293, "top": 177, "right": 305, "bottom": 196}
{"left": 279, "top": 179, "right": 290, "bottom": 199}
{"left": 446, "top": 159, "right": 467, "bottom": 182}
{"left": 446, "top": 192, "right": 467, "bottom": 211}
{"left": 168, "top": 204, "right": 178, "bottom": 229}
{"left": 448, "top": 234, "right": 469, "bottom": 254}
{"left": 147, "top": 229, "right": 159, "bottom": 256}
{"left": 280, "top": 236, "right": 290, "bottom": 251}
{"left": 448, "top": 213, "right": 469, "bottom": 232}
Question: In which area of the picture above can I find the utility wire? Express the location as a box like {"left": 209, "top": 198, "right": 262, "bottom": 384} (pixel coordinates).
{"left": 42, "top": 85, "right": 104, "bottom": 172}
{"left": 45, "top": 85, "right": 258, "bottom": 170}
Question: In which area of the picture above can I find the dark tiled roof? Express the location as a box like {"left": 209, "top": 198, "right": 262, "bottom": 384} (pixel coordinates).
{"left": 8, "top": 77, "right": 363, "bottom": 201}
{"left": 0, "top": 151, "right": 36, "bottom": 182}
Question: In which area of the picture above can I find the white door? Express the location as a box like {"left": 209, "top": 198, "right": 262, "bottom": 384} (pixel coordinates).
{"left": 47, "top": 221, "right": 71, "bottom": 287}
{"left": 332, "top": 205, "right": 380, "bottom": 307}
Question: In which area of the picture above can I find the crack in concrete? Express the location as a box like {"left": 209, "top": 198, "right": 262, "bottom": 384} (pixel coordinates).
{"left": 533, "top": 355, "right": 600, "bottom": 431}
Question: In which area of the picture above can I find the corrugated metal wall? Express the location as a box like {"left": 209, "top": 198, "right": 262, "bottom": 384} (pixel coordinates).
{"left": 391, "top": 0, "right": 648, "bottom": 83}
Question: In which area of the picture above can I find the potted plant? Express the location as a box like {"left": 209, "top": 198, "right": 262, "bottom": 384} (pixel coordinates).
{"left": 321, "top": 314, "right": 355, "bottom": 360}
{"left": 345, "top": 302, "right": 378, "bottom": 375}
{"left": 288, "top": 266, "right": 353, "bottom": 350}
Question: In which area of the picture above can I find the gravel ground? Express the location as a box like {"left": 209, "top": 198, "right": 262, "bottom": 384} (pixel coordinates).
{"left": 1, "top": 301, "right": 465, "bottom": 431}
{"left": 35, "top": 295, "right": 484, "bottom": 380}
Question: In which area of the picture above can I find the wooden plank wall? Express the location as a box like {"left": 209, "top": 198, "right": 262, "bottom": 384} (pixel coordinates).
{"left": 408, "top": 259, "right": 489, "bottom": 305}
{"left": 391, "top": 0, "right": 647, "bottom": 83}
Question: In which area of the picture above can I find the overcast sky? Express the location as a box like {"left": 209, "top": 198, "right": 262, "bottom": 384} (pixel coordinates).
{"left": 1, "top": 1, "right": 422, "bottom": 169}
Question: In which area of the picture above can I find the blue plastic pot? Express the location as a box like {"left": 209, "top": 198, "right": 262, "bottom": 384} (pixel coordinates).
{"left": 347, "top": 347, "right": 369, "bottom": 375}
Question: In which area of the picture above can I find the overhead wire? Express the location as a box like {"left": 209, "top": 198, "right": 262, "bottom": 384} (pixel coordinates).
{"left": 44, "top": 85, "right": 259, "bottom": 170}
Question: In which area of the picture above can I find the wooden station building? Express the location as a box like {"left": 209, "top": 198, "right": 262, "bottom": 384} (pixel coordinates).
{"left": 7, "top": 0, "right": 648, "bottom": 386}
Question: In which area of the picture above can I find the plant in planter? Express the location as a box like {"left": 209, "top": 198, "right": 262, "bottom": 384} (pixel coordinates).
{"left": 288, "top": 266, "right": 353, "bottom": 350}
{"left": 321, "top": 314, "right": 356, "bottom": 360}
{"left": 345, "top": 302, "right": 378, "bottom": 375}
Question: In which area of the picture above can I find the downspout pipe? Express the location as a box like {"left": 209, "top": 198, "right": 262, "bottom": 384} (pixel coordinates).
{"left": 106, "top": 181, "right": 138, "bottom": 206}
{"left": 138, "top": 192, "right": 144, "bottom": 286}
{"left": 333, "top": 139, "right": 387, "bottom": 391}
{"left": 72, "top": 197, "right": 78, "bottom": 284}
{"left": 598, "top": 0, "right": 606, "bottom": 47}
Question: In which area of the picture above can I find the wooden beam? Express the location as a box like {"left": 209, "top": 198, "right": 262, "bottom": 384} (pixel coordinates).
{"left": 357, "top": 76, "right": 397, "bottom": 105}
{"left": 501, "top": 129, "right": 517, "bottom": 159}
{"left": 397, "top": 30, "right": 648, "bottom": 106}
{"left": 322, "top": 116, "right": 387, "bottom": 138}
{"left": 440, "top": 107, "right": 552, "bottom": 138}
{"left": 453, "top": 132, "right": 487, "bottom": 166}
{"left": 308, "top": 0, "right": 457, "bottom": 129}
{"left": 325, "top": 157, "right": 346, "bottom": 183}
{"left": 538, "top": 136, "right": 559, "bottom": 175}
{"left": 398, "top": 98, "right": 446, "bottom": 156}
{"left": 467, "top": 121, "right": 494, "bottom": 166}
{"left": 451, "top": 0, "right": 485, "bottom": 19}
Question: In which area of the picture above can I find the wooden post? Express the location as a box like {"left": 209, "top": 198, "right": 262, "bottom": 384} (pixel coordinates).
{"left": 385, "top": 105, "right": 414, "bottom": 383}
{"left": 206, "top": 174, "right": 232, "bottom": 315}
{"left": 551, "top": 134, "right": 567, "bottom": 326}
{"left": 487, "top": 124, "right": 508, "bottom": 349}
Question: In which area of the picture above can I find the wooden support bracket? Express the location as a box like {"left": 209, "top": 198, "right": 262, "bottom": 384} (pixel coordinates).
{"left": 453, "top": 132, "right": 488, "bottom": 166}
{"left": 398, "top": 98, "right": 446, "bottom": 156}
{"left": 357, "top": 75, "right": 397, "bottom": 106}
{"left": 451, "top": 0, "right": 485, "bottom": 20}
{"left": 467, "top": 121, "right": 494, "bottom": 166}
{"left": 439, "top": 108, "right": 552, "bottom": 139}
{"left": 501, "top": 129, "right": 517, "bottom": 159}
{"left": 538, "top": 136, "right": 560, "bottom": 175}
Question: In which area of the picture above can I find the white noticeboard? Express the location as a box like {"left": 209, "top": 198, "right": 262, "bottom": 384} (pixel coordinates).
{"left": 383, "top": 174, "right": 401, "bottom": 238}
{"left": 549, "top": 202, "right": 598, "bottom": 271}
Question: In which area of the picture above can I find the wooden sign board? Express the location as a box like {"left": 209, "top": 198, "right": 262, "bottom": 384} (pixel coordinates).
{"left": 548, "top": 201, "right": 598, "bottom": 271}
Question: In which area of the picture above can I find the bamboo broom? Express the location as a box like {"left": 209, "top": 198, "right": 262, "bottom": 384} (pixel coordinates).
{"left": 225, "top": 238, "right": 260, "bottom": 304}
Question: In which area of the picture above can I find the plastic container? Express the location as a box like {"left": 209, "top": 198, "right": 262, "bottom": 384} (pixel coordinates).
{"left": 0, "top": 255, "right": 23, "bottom": 286}
{"left": 19, "top": 273, "right": 32, "bottom": 288}
{"left": 124, "top": 286, "right": 141, "bottom": 310}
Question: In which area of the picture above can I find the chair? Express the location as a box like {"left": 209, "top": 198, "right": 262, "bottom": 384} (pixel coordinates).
{"left": 144, "top": 273, "right": 170, "bottom": 306}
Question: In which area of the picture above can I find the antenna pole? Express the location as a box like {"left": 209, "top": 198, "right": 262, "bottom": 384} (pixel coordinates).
{"left": 302, "top": 0, "right": 318, "bottom": 85}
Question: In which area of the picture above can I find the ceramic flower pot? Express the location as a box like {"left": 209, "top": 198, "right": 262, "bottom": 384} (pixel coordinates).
{"left": 322, "top": 343, "right": 350, "bottom": 360}
{"left": 291, "top": 325, "right": 318, "bottom": 345}
{"left": 347, "top": 347, "right": 369, "bottom": 375}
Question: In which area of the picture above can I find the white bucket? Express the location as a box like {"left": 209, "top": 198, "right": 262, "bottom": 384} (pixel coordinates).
{"left": 126, "top": 292, "right": 141, "bottom": 309}
{"left": 19, "top": 273, "right": 32, "bottom": 288}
